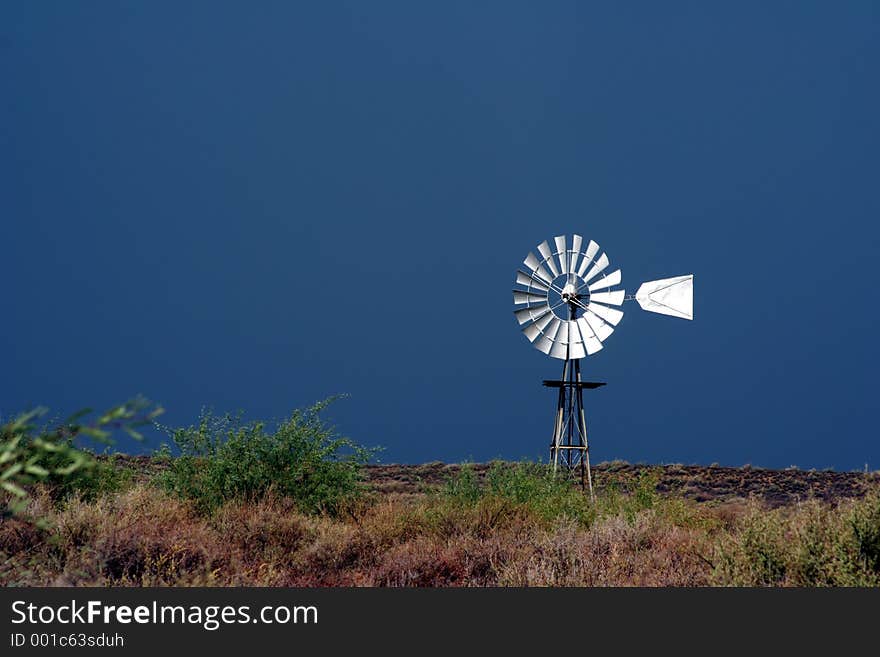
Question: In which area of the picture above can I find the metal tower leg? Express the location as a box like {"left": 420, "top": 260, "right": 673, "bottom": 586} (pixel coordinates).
{"left": 548, "top": 357, "right": 592, "bottom": 491}
{"left": 545, "top": 303, "right": 604, "bottom": 499}
{"left": 551, "top": 359, "right": 569, "bottom": 471}
{"left": 575, "top": 359, "right": 594, "bottom": 501}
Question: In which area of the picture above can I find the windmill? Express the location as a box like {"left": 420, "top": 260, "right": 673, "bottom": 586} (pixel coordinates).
{"left": 513, "top": 234, "right": 693, "bottom": 499}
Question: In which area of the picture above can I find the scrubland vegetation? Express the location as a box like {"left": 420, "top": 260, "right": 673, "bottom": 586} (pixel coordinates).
{"left": 2, "top": 402, "right": 879, "bottom": 587}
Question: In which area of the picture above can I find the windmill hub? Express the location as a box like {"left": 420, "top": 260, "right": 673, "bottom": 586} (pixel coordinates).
{"left": 513, "top": 233, "right": 694, "bottom": 498}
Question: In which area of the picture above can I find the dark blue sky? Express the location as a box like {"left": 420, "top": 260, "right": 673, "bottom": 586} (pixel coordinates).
{"left": 3, "top": 3, "right": 878, "bottom": 469}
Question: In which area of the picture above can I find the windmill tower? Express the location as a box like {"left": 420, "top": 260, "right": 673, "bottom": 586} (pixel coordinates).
{"left": 513, "top": 234, "right": 693, "bottom": 499}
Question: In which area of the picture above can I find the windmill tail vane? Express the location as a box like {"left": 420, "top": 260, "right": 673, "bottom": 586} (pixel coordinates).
{"left": 513, "top": 233, "right": 693, "bottom": 500}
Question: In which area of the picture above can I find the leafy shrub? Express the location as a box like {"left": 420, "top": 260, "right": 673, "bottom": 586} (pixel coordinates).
{"left": 714, "top": 492, "right": 880, "bottom": 586}
{"left": 441, "top": 463, "right": 482, "bottom": 504}
{"left": 595, "top": 469, "right": 661, "bottom": 522}
{"left": 486, "top": 461, "right": 595, "bottom": 525}
{"left": 0, "top": 399, "right": 160, "bottom": 517}
{"left": 632, "top": 469, "right": 661, "bottom": 510}
{"left": 438, "top": 463, "right": 687, "bottom": 532}
{"left": 53, "top": 454, "right": 138, "bottom": 503}
{"left": 160, "top": 398, "right": 377, "bottom": 515}
{"left": 441, "top": 461, "right": 595, "bottom": 527}
{"left": 720, "top": 506, "right": 789, "bottom": 585}
{"left": 848, "top": 492, "right": 880, "bottom": 575}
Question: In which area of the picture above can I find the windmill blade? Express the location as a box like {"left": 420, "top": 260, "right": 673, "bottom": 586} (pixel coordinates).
{"left": 523, "top": 253, "right": 553, "bottom": 285}
{"left": 635, "top": 274, "right": 694, "bottom": 320}
{"left": 513, "top": 291, "right": 548, "bottom": 306}
{"left": 568, "top": 337, "right": 587, "bottom": 360}
{"left": 582, "top": 252, "right": 610, "bottom": 284}
{"left": 532, "top": 310, "right": 554, "bottom": 332}
{"left": 549, "top": 339, "right": 568, "bottom": 360}
{"left": 576, "top": 240, "right": 600, "bottom": 277}
{"left": 516, "top": 270, "right": 550, "bottom": 292}
{"left": 573, "top": 316, "right": 591, "bottom": 340}
{"left": 588, "top": 269, "right": 621, "bottom": 291}
{"left": 522, "top": 311, "right": 554, "bottom": 342}
{"left": 574, "top": 317, "right": 604, "bottom": 355}
{"left": 537, "top": 241, "right": 559, "bottom": 277}
{"left": 522, "top": 321, "right": 542, "bottom": 343}
{"left": 585, "top": 338, "right": 603, "bottom": 355}
{"left": 585, "top": 239, "right": 599, "bottom": 260}
{"left": 535, "top": 334, "right": 554, "bottom": 354}
{"left": 582, "top": 311, "right": 613, "bottom": 342}
{"left": 534, "top": 316, "right": 561, "bottom": 354}
{"left": 556, "top": 320, "right": 570, "bottom": 345}
{"left": 570, "top": 235, "right": 583, "bottom": 275}
{"left": 587, "top": 301, "right": 624, "bottom": 326}
{"left": 549, "top": 322, "right": 570, "bottom": 359}
{"left": 554, "top": 235, "right": 568, "bottom": 276}
{"left": 514, "top": 303, "right": 550, "bottom": 325}
{"left": 589, "top": 290, "right": 625, "bottom": 306}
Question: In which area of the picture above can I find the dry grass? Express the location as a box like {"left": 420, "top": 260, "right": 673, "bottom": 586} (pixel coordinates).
{"left": 3, "top": 474, "right": 879, "bottom": 587}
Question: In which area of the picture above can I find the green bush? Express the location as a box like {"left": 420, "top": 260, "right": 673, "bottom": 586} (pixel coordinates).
{"left": 723, "top": 508, "right": 789, "bottom": 585}
{"left": 836, "top": 492, "right": 880, "bottom": 586}
{"left": 714, "top": 492, "right": 880, "bottom": 586}
{"left": 51, "top": 454, "right": 137, "bottom": 503}
{"left": 438, "top": 462, "right": 680, "bottom": 530}
{"left": 160, "top": 398, "right": 377, "bottom": 516}
{"left": 595, "top": 469, "right": 661, "bottom": 522}
{"left": 441, "top": 461, "right": 595, "bottom": 526}
{"left": 441, "top": 463, "right": 482, "bottom": 505}
{"left": 1, "top": 399, "right": 160, "bottom": 517}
